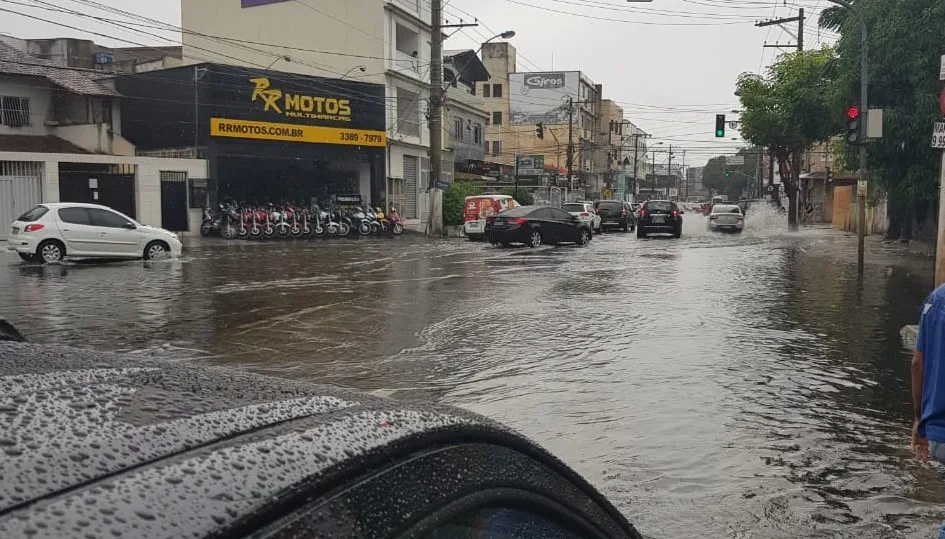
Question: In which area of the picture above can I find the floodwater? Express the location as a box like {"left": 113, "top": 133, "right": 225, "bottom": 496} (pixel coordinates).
{"left": 0, "top": 208, "right": 940, "bottom": 537}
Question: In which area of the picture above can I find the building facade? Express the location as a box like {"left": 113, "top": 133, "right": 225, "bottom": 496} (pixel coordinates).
{"left": 478, "top": 42, "right": 516, "bottom": 167}
{"left": 180, "top": 0, "right": 433, "bottom": 223}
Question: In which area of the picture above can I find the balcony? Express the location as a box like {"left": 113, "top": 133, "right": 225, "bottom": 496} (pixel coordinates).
{"left": 392, "top": 50, "right": 421, "bottom": 77}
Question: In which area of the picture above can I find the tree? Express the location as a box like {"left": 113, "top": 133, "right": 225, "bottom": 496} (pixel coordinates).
{"left": 820, "top": 0, "right": 945, "bottom": 240}
{"left": 701, "top": 148, "right": 762, "bottom": 200}
{"left": 500, "top": 187, "right": 535, "bottom": 205}
{"left": 735, "top": 48, "right": 841, "bottom": 230}
{"left": 442, "top": 181, "right": 482, "bottom": 227}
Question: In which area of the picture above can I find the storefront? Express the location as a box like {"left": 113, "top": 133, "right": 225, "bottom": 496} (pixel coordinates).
{"left": 117, "top": 63, "right": 386, "bottom": 209}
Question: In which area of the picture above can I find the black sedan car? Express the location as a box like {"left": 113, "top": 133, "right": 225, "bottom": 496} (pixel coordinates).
{"left": 595, "top": 200, "right": 635, "bottom": 232}
{"left": 487, "top": 205, "right": 592, "bottom": 247}
{"left": 637, "top": 200, "right": 683, "bottom": 238}
{"left": 0, "top": 338, "right": 643, "bottom": 539}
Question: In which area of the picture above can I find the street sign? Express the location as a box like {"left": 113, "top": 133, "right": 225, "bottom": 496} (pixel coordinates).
{"left": 857, "top": 180, "right": 868, "bottom": 196}
{"left": 933, "top": 122, "right": 945, "bottom": 149}
{"left": 603, "top": 189, "right": 612, "bottom": 199}
{"left": 867, "top": 109, "right": 883, "bottom": 138}
{"left": 435, "top": 180, "right": 450, "bottom": 190}
{"left": 725, "top": 155, "right": 744, "bottom": 166}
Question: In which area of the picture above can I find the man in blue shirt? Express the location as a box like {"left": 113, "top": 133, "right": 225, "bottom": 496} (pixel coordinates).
{"left": 913, "top": 284, "right": 945, "bottom": 537}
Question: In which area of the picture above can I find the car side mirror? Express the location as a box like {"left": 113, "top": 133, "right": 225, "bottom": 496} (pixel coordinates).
{"left": 123, "top": 222, "right": 136, "bottom": 229}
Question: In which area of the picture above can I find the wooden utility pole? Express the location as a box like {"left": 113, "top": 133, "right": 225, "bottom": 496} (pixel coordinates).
{"left": 936, "top": 152, "right": 945, "bottom": 287}
{"left": 756, "top": 8, "right": 805, "bottom": 52}
{"left": 426, "top": 0, "right": 444, "bottom": 236}
{"left": 566, "top": 97, "right": 575, "bottom": 191}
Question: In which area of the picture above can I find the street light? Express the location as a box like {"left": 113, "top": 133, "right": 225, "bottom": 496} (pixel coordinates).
{"left": 340, "top": 65, "right": 367, "bottom": 79}
{"left": 266, "top": 55, "right": 291, "bottom": 69}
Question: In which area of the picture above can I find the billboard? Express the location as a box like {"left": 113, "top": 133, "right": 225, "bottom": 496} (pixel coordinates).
{"left": 509, "top": 71, "right": 579, "bottom": 125}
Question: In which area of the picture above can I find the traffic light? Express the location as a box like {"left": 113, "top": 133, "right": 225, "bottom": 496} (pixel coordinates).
{"left": 715, "top": 114, "right": 726, "bottom": 138}
{"left": 724, "top": 170, "right": 731, "bottom": 178}
{"left": 536, "top": 122, "right": 544, "bottom": 140}
{"left": 845, "top": 105, "right": 860, "bottom": 144}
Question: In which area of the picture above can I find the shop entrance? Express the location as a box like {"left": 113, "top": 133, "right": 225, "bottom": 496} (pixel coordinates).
{"left": 160, "top": 172, "right": 189, "bottom": 231}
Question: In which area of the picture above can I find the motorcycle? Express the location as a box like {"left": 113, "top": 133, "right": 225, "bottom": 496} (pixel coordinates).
{"left": 388, "top": 205, "right": 404, "bottom": 236}
{"left": 262, "top": 205, "right": 276, "bottom": 239}
{"left": 334, "top": 208, "right": 352, "bottom": 237}
{"left": 375, "top": 207, "right": 391, "bottom": 235}
{"left": 199, "top": 206, "right": 220, "bottom": 237}
{"left": 220, "top": 203, "right": 241, "bottom": 240}
{"left": 248, "top": 207, "right": 263, "bottom": 238}
{"left": 349, "top": 206, "right": 372, "bottom": 236}
{"left": 296, "top": 206, "right": 310, "bottom": 237}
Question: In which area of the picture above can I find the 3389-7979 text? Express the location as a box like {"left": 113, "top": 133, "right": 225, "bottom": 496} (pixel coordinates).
{"left": 340, "top": 131, "right": 383, "bottom": 144}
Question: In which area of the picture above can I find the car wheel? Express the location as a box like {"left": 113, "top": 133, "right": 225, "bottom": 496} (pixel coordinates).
{"left": 673, "top": 228, "right": 682, "bottom": 239}
{"left": 636, "top": 227, "right": 645, "bottom": 239}
{"left": 36, "top": 240, "right": 65, "bottom": 264}
{"left": 577, "top": 228, "right": 591, "bottom": 246}
{"left": 144, "top": 240, "right": 171, "bottom": 260}
{"left": 527, "top": 230, "right": 542, "bottom": 248}
{"left": 17, "top": 253, "right": 35, "bottom": 263}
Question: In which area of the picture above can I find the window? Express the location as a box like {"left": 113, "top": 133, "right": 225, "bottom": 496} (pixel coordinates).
{"left": 422, "top": 507, "right": 583, "bottom": 539}
{"left": 58, "top": 207, "right": 90, "bottom": 225}
{"left": 645, "top": 201, "right": 672, "bottom": 212}
{"left": 473, "top": 124, "right": 482, "bottom": 144}
{"left": 1, "top": 96, "right": 31, "bottom": 127}
{"left": 88, "top": 208, "right": 133, "bottom": 228}
{"left": 491, "top": 140, "right": 501, "bottom": 155}
{"left": 492, "top": 112, "right": 502, "bottom": 126}
{"left": 484, "top": 140, "right": 490, "bottom": 154}
{"left": 396, "top": 88, "right": 420, "bottom": 137}
{"left": 482, "top": 84, "right": 491, "bottom": 98}
{"left": 492, "top": 84, "right": 503, "bottom": 98}
{"left": 549, "top": 208, "right": 571, "bottom": 220}
{"left": 17, "top": 205, "right": 48, "bottom": 222}
{"left": 453, "top": 118, "right": 463, "bottom": 141}
{"left": 561, "top": 204, "right": 586, "bottom": 213}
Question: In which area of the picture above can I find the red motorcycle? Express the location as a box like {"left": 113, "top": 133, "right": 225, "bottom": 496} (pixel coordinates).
{"left": 388, "top": 205, "right": 404, "bottom": 236}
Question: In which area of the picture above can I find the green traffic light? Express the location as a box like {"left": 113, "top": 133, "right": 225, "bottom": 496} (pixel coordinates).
{"left": 715, "top": 129, "right": 724, "bottom": 137}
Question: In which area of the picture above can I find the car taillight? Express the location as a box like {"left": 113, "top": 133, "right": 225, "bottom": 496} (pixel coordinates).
{"left": 672, "top": 210, "right": 679, "bottom": 218}
{"left": 639, "top": 208, "right": 646, "bottom": 217}
{"left": 736, "top": 216, "right": 744, "bottom": 221}
{"left": 508, "top": 217, "right": 527, "bottom": 225}
{"left": 23, "top": 224, "right": 44, "bottom": 232}
{"left": 580, "top": 212, "right": 589, "bottom": 217}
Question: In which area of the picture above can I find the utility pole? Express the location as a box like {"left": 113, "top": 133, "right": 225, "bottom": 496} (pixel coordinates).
{"left": 682, "top": 149, "right": 687, "bottom": 200}
{"left": 756, "top": 8, "right": 805, "bottom": 52}
{"left": 566, "top": 97, "right": 575, "bottom": 191}
{"left": 667, "top": 145, "right": 673, "bottom": 200}
{"left": 632, "top": 135, "right": 640, "bottom": 202}
{"left": 426, "top": 0, "right": 444, "bottom": 237}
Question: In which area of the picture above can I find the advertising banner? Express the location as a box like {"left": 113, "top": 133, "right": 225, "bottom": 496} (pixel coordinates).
{"left": 509, "top": 71, "right": 579, "bottom": 125}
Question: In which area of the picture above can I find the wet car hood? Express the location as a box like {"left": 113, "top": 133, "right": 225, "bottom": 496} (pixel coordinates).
{"left": 0, "top": 343, "right": 629, "bottom": 539}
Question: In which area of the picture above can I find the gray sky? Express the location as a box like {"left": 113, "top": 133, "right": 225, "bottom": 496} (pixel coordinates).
{"left": 0, "top": 0, "right": 837, "bottom": 168}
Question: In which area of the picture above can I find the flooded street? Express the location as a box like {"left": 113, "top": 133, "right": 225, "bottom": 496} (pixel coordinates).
{"left": 1, "top": 211, "right": 940, "bottom": 538}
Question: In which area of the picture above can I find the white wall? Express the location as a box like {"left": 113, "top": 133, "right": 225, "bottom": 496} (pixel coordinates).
{"left": 0, "top": 76, "right": 52, "bottom": 136}
{"left": 0, "top": 151, "right": 208, "bottom": 229}
{"left": 180, "top": 0, "right": 387, "bottom": 84}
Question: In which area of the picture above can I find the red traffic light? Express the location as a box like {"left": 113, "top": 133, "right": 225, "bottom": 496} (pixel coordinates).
{"left": 845, "top": 106, "right": 860, "bottom": 120}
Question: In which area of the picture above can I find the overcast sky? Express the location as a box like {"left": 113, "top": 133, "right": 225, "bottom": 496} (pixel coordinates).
{"left": 0, "top": 0, "right": 837, "bottom": 168}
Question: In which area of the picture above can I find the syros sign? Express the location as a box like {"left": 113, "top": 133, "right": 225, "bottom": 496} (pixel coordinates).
{"left": 523, "top": 73, "right": 566, "bottom": 90}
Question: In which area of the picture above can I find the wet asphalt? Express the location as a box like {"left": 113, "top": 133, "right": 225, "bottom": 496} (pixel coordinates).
{"left": 0, "top": 208, "right": 940, "bottom": 538}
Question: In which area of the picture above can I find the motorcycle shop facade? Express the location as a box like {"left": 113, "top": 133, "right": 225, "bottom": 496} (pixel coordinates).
{"left": 116, "top": 63, "right": 387, "bottom": 210}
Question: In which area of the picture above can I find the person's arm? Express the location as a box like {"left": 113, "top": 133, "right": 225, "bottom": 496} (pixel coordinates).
{"left": 912, "top": 305, "right": 930, "bottom": 461}
{"left": 913, "top": 350, "right": 924, "bottom": 421}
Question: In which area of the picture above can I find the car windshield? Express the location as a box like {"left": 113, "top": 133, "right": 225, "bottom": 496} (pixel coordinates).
{"left": 499, "top": 205, "right": 536, "bottom": 218}
{"left": 16, "top": 205, "right": 48, "bottom": 222}
{"left": 645, "top": 201, "right": 673, "bottom": 212}
{"left": 597, "top": 202, "right": 622, "bottom": 210}
{"left": 561, "top": 204, "right": 587, "bottom": 213}
{"left": 712, "top": 205, "right": 741, "bottom": 214}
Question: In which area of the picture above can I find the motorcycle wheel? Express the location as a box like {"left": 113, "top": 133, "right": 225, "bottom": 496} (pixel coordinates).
{"left": 222, "top": 224, "right": 239, "bottom": 240}
{"left": 340, "top": 222, "right": 351, "bottom": 237}
{"left": 263, "top": 226, "right": 275, "bottom": 239}
{"left": 326, "top": 224, "right": 339, "bottom": 237}
{"left": 199, "top": 220, "right": 213, "bottom": 237}
{"left": 314, "top": 224, "right": 328, "bottom": 238}
{"left": 276, "top": 225, "right": 290, "bottom": 237}
{"left": 359, "top": 222, "right": 371, "bottom": 236}
{"left": 392, "top": 223, "right": 404, "bottom": 235}
{"left": 249, "top": 226, "right": 261, "bottom": 238}
{"left": 291, "top": 226, "right": 302, "bottom": 237}
{"left": 381, "top": 222, "right": 390, "bottom": 235}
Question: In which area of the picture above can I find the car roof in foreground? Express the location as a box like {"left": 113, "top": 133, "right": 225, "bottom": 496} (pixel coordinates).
{"left": 27, "top": 202, "right": 111, "bottom": 210}
{"left": 0, "top": 342, "right": 635, "bottom": 539}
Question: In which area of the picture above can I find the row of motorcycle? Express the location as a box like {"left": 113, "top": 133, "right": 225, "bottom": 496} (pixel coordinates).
{"left": 200, "top": 202, "right": 405, "bottom": 240}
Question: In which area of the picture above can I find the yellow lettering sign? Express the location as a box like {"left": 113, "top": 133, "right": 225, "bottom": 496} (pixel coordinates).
{"left": 210, "top": 117, "right": 385, "bottom": 147}
{"left": 250, "top": 77, "right": 354, "bottom": 122}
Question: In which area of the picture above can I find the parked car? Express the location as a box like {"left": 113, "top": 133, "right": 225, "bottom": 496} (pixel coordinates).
{"left": 488, "top": 205, "right": 592, "bottom": 247}
{"left": 637, "top": 200, "right": 683, "bottom": 239}
{"left": 7, "top": 203, "right": 182, "bottom": 264}
{"left": 0, "top": 338, "right": 644, "bottom": 539}
{"left": 707, "top": 204, "right": 745, "bottom": 233}
{"left": 595, "top": 200, "right": 634, "bottom": 232}
{"left": 463, "top": 194, "right": 518, "bottom": 241}
{"left": 561, "top": 201, "right": 601, "bottom": 234}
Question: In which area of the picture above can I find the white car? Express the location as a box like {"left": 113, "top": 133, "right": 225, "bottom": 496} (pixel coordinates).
{"left": 707, "top": 204, "right": 745, "bottom": 233}
{"left": 561, "top": 202, "right": 601, "bottom": 233}
{"left": 7, "top": 203, "right": 183, "bottom": 264}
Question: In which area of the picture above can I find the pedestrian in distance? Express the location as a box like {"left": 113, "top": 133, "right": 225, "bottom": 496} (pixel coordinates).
{"left": 911, "top": 282, "right": 945, "bottom": 538}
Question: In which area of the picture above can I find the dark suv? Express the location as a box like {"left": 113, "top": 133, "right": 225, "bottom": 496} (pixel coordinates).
{"left": 595, "top": 200, "right": 634, "bottom": 232}
{"left": 637, "top": 200, "right": 683, "bottom": 238}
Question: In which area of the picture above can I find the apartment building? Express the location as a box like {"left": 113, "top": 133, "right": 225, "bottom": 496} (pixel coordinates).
{"left": 478, "top": 42, "right": 516, "bottom": 167}
{"left": 180, "top": 0, "right": 433, "bottom": 222}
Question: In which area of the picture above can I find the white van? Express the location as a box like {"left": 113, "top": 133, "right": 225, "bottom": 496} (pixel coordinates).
{"left": 463, "top": 194, "right": 518, "bottom": 241}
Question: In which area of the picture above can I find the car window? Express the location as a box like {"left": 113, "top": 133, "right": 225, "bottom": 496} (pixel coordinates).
{"left": 645, "top": 201, "right": 672, "bottom": 212}
{"left": 597, "top": 202, "right": 622, "bottom": 211}
{"left": 57, "top": 207, "right": 91, "bottom": 225}
{"left": 421, "top": 507, "right": 584, "bottom": 539}
{"left": 548, "top": 208, "right": 571, "bottom": 220}
{"left": 87, "top": 208, "right": 133, "bottom": 228}
{"left": 17, "top": 205, "right": 49, "bottom": 222}
{"left": 561, "top": 204, "right": 585, "bottom": 213}
{"left": 531, "top": 208, "right": 553, "bottom": 219}
{"left": 500, "top": 206, "right": 535, "bottom": 218}
{"left": 713, "top": 205, "right": 740, "bottom": 214}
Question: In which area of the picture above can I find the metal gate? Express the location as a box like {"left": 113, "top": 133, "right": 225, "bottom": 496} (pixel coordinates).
{"left": 403, "top": 155, "right": 418, "bottom": 219}
{"left": 160, "top": 171, "right": 189, "bottom": 231}
{"left": 59, "top": 168, "right": 136, "bottom": 218}
{"left": 0, "top": 162, "right": 43, "bottom": 240}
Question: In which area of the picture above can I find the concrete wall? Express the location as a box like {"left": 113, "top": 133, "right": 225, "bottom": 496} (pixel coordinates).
{"left": 0, "top": 151, "right": 207, "bottom": 230}
{"left": 181, "top": 0, "right": 388, "bottom": 84}
{"left": 0, "top": 76, "right": 53, "bottom": 136}
{"left": 480, "top": 42, "right": 515, "bottom": 166}
{"left": 54, "top": 124, "right": 135, "bottom": 156}
{"left": 832, "top": 185, "right": 888, "bottom": 236}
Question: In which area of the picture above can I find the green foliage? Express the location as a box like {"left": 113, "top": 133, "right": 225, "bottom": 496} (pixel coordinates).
{"left": 820, "top": 0, "right": 945, "bottom": 206}
{"left": 701, "top": 148, "right": 761, "bottom": 201}
{"left": 500, "top": 187, "right": 535, "bottom": 205}
{"left": 442, "top": 181, "right": 482, "bottom": 227}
